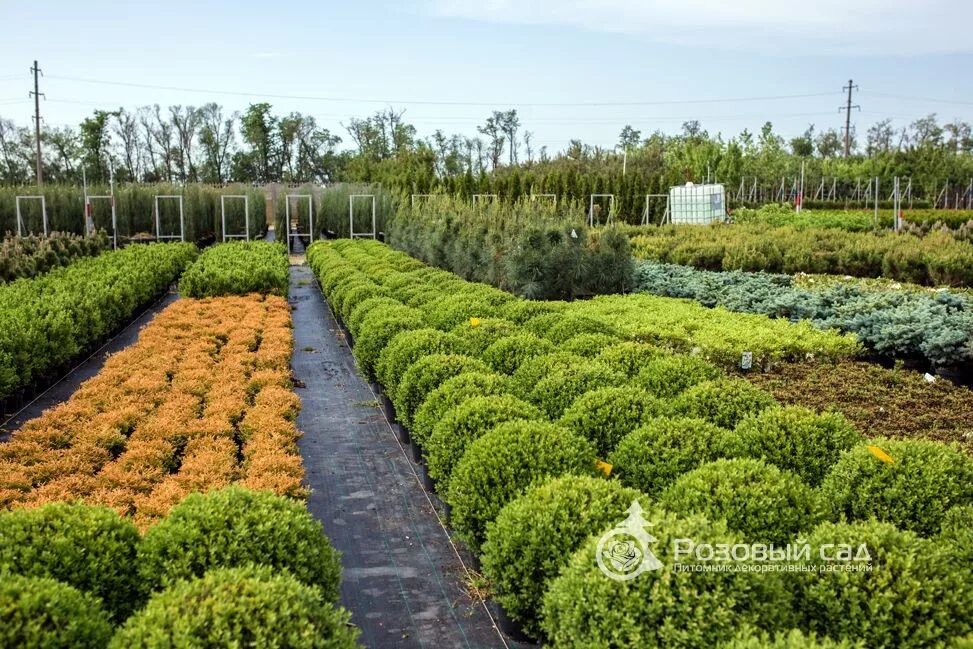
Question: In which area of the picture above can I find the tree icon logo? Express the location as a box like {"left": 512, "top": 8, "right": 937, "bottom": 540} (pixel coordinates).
{"left": 596, "top": 501, "right": 662, "bottom": 581}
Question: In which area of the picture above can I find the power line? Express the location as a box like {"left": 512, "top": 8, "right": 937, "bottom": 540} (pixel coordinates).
{"left": 45, "top": 73, "right": 841, "bottom": 108}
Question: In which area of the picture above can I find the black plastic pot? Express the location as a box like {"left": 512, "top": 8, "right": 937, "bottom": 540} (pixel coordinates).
{"left": 494, "top": 602, "right": 538, "bottom": 645}
{"left": 935, "top": 365, "right": 971, "bottom": 386}
{"left": 381, "top": 394, "right": 397, "bottom": 422}
{"left": 394, "top": 423, "right": 409, "bottom": 445}
{"left": 420, "top": 465, "right": 436, "bottom": 493}
{"left": 410, "top": 438, "right": 423, "bottom": 463}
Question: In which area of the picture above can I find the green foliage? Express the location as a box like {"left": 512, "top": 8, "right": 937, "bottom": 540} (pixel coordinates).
{"left": 543, "top": 314, "right": 620, "bottom": 344}
{"left": 393, "top": 354, "right": 491, "bottom": 428}
{"left": 727, "top": 406, "right": 862, "bottom": 486}
{"left": 718, "top": 628, "right": 864, "bottom": 649}
{"left": 481, "top": 475, "right": 644, "bottom": 637}
{"left": 409, "top": 372, "right": 513, "bottom": 446}
{"left": 450, "top": 318, "right": 518, "bottom": 355}
{"left": 559, "top": 386, "right": 663, "bottom": 457}
{"left": 179, "top": 241, "right": 288, "bottom": 297}
{"left": 109, "top": 567, "right": 360, "bottom": 649}
{"left": 796, "top": 520, "right": 972, "bottom": 648}
{"left": 528, "top": 361, "right": 626, "bottom": 419}
{"left": 634, "top": 354, "right": 724, "bottom": 399}
{"left": 0, "top": 231, "right": 110, "bottom": 283}
{"left": 0, "top": 575, "right": 113, "bottom": 649}
{"left": 660, "top": 458, "right": 826, "bottom": 544}
{"left": 346, "top": 297, "right": 402, "bottom": 338}
{"left": 510, "top": 351, "right": 586, "bottom": 395}
{"left": 0, "top": 242, "right": 197, "bottom": 400}
{"left": 422, "top": 291, "right": 511, "bottom": 330}
{"left": 351, "top": 306, "right": 426, "bottom": 382}
{"left": 497, "top": 299, "right": 568, "bottom": 324}
{"left": 671, "top": 378, "right": 778, "bottom": 429}
{"left": 425, "top": 394, "right": 544, "bottom": 490}
{"left": 446, "top": 420, "right": 595, "bottom": 552}
{"left": 480, "top": 332, "right": 556, "bottom": 374}
{"left": 138, "top": 487, "right": 341, "bottom": 600}
{"left": 820, "top": 438, "right": 973, "bottom": 536}
{"left": 541, "top": 507, "right": 794, "bottom": 648}
{"left": 0, "top": 502, "right": 142, "bottom": 621}
{"left": 374, "top": 328, "right": 464, "bottom": 399}
{"left": 560, "top": 332, "right": 620, "bottom": 358}
{"left": 596, "top": 341, "right": 665, "bottom": 377}
{"left": 609, "top": 417, "right": 737, "bottom": 496}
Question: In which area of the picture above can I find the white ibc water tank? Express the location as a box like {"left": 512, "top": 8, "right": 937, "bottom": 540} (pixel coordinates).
{"left": 668, "top": 182, "right": 726, "bottom": 224}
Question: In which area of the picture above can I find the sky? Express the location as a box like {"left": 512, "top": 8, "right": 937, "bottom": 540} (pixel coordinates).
{"left": 0, "top": 0, "right": 971, "bottom": 153}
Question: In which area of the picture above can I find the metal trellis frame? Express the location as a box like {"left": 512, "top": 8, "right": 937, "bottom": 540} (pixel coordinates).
{"left": 349, "top": 194, "right": 376, "bottom": 239}
{"left": 15, "top": 195, "right": 47, "bottom": 237}
{"left": 154, "top": 195, "right": 185, "bottom": 241}
{"left": 588, "top": 194, "right": 615, "bottom": 227}
{"left": 641, "top": 194, "right": 670, "bottom": 225}
{"left": 85, "top": 195, "right": 117, "bottom": 248}
{"left": 221, "top": 195, "right": 250, "bottom": 241}
{"left": 285, "top": 194, "right": 313, "bottom": 253}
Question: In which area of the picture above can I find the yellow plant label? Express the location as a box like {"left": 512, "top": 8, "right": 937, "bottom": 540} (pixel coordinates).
{"left": 469, "top": 317, "right": 481, "bottom": 328}
{"left": 595, "top": 460, "right": 613, "bottom": 477}
{"left": 866, "top": 445, "right": 894, "bottom": 465}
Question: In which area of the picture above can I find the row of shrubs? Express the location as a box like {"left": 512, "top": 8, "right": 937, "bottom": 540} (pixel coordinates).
{"left": 734, "top": 203, "right": 973, "bottom": 233}
{"left": 179, "top": 240, "right": 290, "bottom": 297}
{"left": 271, "top": 183, "right": 396, "bottom": 240}
{"left": 635, "top": 260, "right": 973, "bottom": 370}
{"left": 0, "top": 230, "right": 110, "bottom": 283}
{"left": 0, "top": 487, "right": 360, "bottom": 648}
{"left": 627, "top": 222, "right": 973, "bottom": 287}
{"left": 308, "top": 239, "right": 973, "bottom": 648}
{"left": 0, "top": 242, "right": 198, "bottom": 402}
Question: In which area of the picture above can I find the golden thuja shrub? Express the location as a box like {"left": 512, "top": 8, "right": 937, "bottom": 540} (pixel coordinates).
{"left": 0, "top": 294, "right": 305, "bottom": 529}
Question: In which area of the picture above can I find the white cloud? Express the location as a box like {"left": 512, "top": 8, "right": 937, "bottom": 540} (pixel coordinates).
{"left": 428, "top": 0, "right": 971, "bottom": 56}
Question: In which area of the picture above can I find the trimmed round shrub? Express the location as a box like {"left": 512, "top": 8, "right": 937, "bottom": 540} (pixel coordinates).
{"left": 481, "top": 475, "right": 644, "bottom": 637}
{"left": 393, "top": 354, "right": 491, "bottom": 428}
{"left": 481, "top": 333, "right": 556, "bottom": 375}
{"left": 726, "top": 406, "right": 861, "bottom": 486}
{"left": 450, "top": 318, "right": 518, "bottom": 355}
{"left": 545, "top": 314, "right": 620, "bottom": 344}
{"left": 374, "top": 328, "right": 463, "bottom": 398}
{"left": 528, "top": 361, "right": 625, "bottom": 419}
{"left": 402, "top": 286, "right": 444, "bottom": 308}
{"left": 521, "top": 312, "right": 567, "bottom": 338}
{"left": 796, "top": 520, "right": 971, "bottom": 648}
{"left": 597, "top": 341, "right": 666, "bottom": 377}
{"left": 719, "top": 628, "right": 864, "bottom": 649}
{"left": 541, "top": 507, "right": 794, "bottom": 648}
{"left": 671, "top": 378, "right": 778, "bottom": 429}
{"left": 820, "top": 438, "right": 973, "bottom": 536}
{"left": 346, "top": 296, "right": 402, "bottom": 338}
{"left": 561, "top": 332, "right": 621, "bottom": 358}
{"left": 661, "top": 458, "right": 826, "bottom": 544}
{"left": 559, "top": 386, "right": 664, "bottom": 457}
{"left": 409, "top": 372, "right": 513, "bottom": 447}
{"left": 609, "top": 417, "right": 737, "bottom": 495}
{"left": 353, "top": 306, "right": 425, "bottom": 382}
{"left": 0, "top": 575, "right": 113, "bottom": 649}
{"left": 336, "top": 282, "right": 388, "bottom": 322}
{"left": 498, "top": 299, "right": 568, "bottom": 324}
{"left": 138, "top": 487, "right": 341, "bottom": 598}
{"left": 0, "top": 502, "right": 141, "bottom": 620}
{"left": 425, "top": 395, "right": 544, "bottom": 490}
{"left": 446, "top": 420, "right": 595, "bottom": 552}
{"left": 423, "top": 293, "right": 506, "bottom": 330}
{"left": 511, "top": 352, "right": 586, "bottom": 396}
{"left": 942, "top": 505, "right": 973, "bottom": 541}
{"left": 635, "top": 354, "right": 723, "bottom": 399}
{"left": 109, "top": 567, "right": 359, "bottom": 649}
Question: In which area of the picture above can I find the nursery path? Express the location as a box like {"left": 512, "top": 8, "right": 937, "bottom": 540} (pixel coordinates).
{"left": 0, "top": 289, "right": 179, "bottom": 440}
{"left": 289, "top": 262, "right": 520, "bottom": 649}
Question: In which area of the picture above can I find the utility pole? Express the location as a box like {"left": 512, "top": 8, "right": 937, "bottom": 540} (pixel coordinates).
{"left": 30, "top": 60, "right": 44, "bottom": 185}
{"left": 840, "top": 79, "right": 860, "bottom": 158}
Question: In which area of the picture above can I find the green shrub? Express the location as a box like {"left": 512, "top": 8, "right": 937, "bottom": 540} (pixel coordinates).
{"left": 374, "top": 328, "right": 463, "bottom": 398}
{"left": 446, "top": 420, "right": 595, "bottom": 551}
{"left": 346, "top": 296, "right": 401, "bottom": 338}
{"left": 597, "top": 341, "right": 666, "bottom": 377}
{"left": 559, "top": 386, "right": 664, "bottom": 457}
{"left": 561, "top": 332, "right": 621, "bottom": 358}
{"left": 425, "top": 395, "right": 544, "bottom": 490}
{"left": 510, "top": 351, "right": 586, "bottom": 396}
{"left": 0, "top": 502, "right": 142, "bottom": 620}
{"left": 528, "top": 361, "right": 625, "bottom": 419}
{"left": 451, "top": 318, "right": 518, "bottom": 355}
{"left": 409, "top": 372, "right": 513, "bottom": 447}
{"left": 820, "top": 438, "right": 973, "bottom": 536}
{"left": 138, "top": 487, "right": 341, "bottom": 599}
{"left": 481, "top": 333, "right": 556, "bottom": 374}
{"left": 660, "top": 458, "right": 825, "bottom": 544}
{"left": 608, "top": 417, "right": 737, "bottom": 495}
{"left": 544, "top": 314, "right": 620, "bottom": 344}
{"left": 179, "top": 241, "right": 289, "bottom": 298}
{"left": 393, "top": 354, "right": 491, "bottom": 428}
{"left": 423, "top": 293, "right": 506, "bottom": 330}
{"left": 635, "top": 354, "right": 723, "bottom": 399}
{"left": 671, "top": 378, "right": 778, "bottom": 428}
{"left": 336, "top": 282, "right": 389, "bottom": 322}
{"left": 0, "top": 575, "right": 113, "bottom": 649}
{"left": 719, "top": 628, "right": 864, "bottom": 648}
{"left": 796, "top": 520, "right": 971, "bottom": 648}
{"left": 726, "top": 406, "right": 861, "bottom": 486}
{"left": 481, "top": 475, "right": 644, "bottom": 637}
{"left": 109, "top": 567, "right": 359, "bottom": 649}
{"left": 352, "top": 305, "right": 425, "bottom": 381}
{"left": 541, "top": 507, "right": 794, "bottom": 648}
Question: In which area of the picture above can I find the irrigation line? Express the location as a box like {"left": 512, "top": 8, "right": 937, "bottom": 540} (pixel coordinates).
{"left": 320, "top": 288, "right": 511, "bottom": 649}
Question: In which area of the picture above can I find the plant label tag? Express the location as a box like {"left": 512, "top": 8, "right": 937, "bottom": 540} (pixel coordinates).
{"left": 595, "top": 460, "right": 613, "bottom": 477}
{"left": 570, "top": 228, "right": 578, "bottom": 239}
{"left": 741, "top": 351, "right": 753, "bottom": 370}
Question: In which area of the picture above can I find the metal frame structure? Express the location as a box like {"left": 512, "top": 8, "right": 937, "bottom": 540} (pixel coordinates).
{"left": 892, "top": 177, "right": 903, "bottom": 232}
{"left": 588, "top": 194, "right": 615, "bottom": 227}
{"left": 15, "top": 195, "right": 47, "bottom": 237}
{"left": 220, "top": 195, "right": 250, "bottom": 241}
{"left": 349, "top": 194, "right": 376, "bottom": 239}
{"left": 641, "top": 194, "right": 670, "bottom": 226}
{"left": 285, "top": 194, "right": 313, "bottom": 253}
{"left": 86, "top": 195, "right": 117, "bottom": 248}
{"left": 472, "top": 193, "right": 498, "bottom": 207}
{"left": 154, "top": 195, "right": 185, "bottom": 241}
{"left": 530, "top": 193, "right": 557, "bottom": 206}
